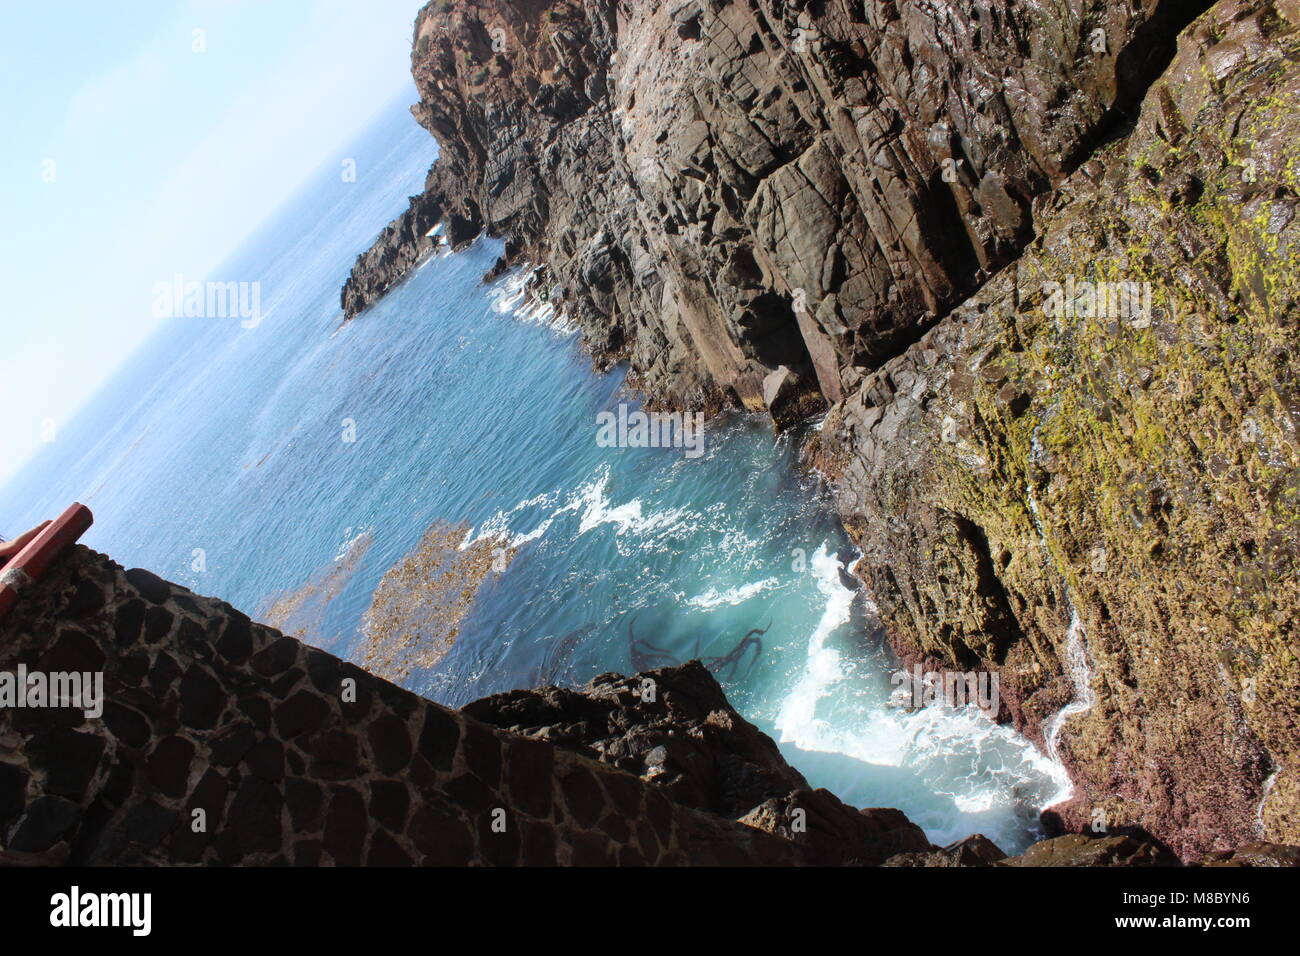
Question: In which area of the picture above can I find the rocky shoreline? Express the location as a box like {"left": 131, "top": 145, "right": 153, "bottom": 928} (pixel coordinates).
{"left": 339, "top": 0, "right": 1300, "bottom": 859}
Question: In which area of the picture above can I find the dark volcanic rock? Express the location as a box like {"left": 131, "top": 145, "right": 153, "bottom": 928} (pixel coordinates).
{"left": 1000, "top": 834, "right": 1180, "bottom": 868}
{"left": 739, "top": 789, "right": 932, "bottom": 866}
{"left": 0, "top": 545, "right": 905, "bottom": 866}
{"left": 1199, "top": 841, "right": 1300, "bottom": 867}
{"left": 3, "top": 545, "right": 1290, "bottom": 867}
{"left": 463, "top": 660, "right": 806, "bottom": 818}
{"left": 340, "top": 169, "right": 460, "bottom": 319}
{"left": 345, "top": 0, "right": 1214, "bottom": 419}
{"left": 883, "top": 833, "right": 1009, "bottom": 868}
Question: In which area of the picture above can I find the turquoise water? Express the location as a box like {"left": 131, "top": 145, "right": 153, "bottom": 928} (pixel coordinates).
{"left": 0, "top": 99, "right": 1067, "bottom": 852}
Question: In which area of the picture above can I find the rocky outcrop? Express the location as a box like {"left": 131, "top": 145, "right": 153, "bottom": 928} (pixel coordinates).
{"left": 340, "top": 164, "right": 482, "bottom": 318}
{"left": 998, "top": 834, "right": 1180, "bottom": 867}
{"left": 347, "top": 0, "right": 1214, "bottom": 416}
{"left": 1200, "top": 841, "right": 1300, "bottom": 866}
{"left": 339, "top": 0, "right": 1252, "bottom": 417}
{"left": 464, "top": 662, "right": 934, "bottom": 864}
{"left": 883, "top": 833, "right": 1008, "bottom": 867}
{"left": 341, "top": 0, "right": 1300, "bottom": 860}
{"left": 463, "top": 661, "right": 813, "bottom": 818}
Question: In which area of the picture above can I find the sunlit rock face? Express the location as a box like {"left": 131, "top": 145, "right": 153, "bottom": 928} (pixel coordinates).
{"left": 347, "top": 0, "right": 1210, "bottom": 413}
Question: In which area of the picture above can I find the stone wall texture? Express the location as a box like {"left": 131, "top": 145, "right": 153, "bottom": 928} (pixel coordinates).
{"left": 0, "top": 545, "right": 930, "bottom": 866}
{"left": 3, "top": 547, "right": 1297, "bottom": 866}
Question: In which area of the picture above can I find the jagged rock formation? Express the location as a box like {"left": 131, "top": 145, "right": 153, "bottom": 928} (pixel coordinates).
{"left": 463, "top": 662, "right": 813, "bottom": 819}
{"left": 345, "top": 0, "right": 1212, "bottom": 412}
{"left": 464, "top": 662, "right": 933, "bottom": 864}
{"left": 341, "top": 0, "right": 1300, "bottom": 859}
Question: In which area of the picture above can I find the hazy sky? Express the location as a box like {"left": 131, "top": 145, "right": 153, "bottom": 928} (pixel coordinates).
{"left": 0, "top": 0, "right": 425, "bottom": 486}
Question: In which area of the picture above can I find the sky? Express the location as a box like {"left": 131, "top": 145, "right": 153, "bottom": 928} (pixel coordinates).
{"left": 0, "top": 0, "right": 426, "bottom": 486}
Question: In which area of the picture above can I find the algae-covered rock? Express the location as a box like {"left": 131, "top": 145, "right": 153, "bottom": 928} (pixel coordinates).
{"left": 821, "top": 0, "right": 1300, "bottom": 859}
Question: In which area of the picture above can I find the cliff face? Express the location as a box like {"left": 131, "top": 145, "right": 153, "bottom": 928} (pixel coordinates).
{"left": 819, "top": 1, "right": 1300, "bottom": 858}
{"left": 341, "top": 0, "right": 1300, "bottom": 858}
{"left": 346, "top": 0, "right": 1210, "bottom": 408}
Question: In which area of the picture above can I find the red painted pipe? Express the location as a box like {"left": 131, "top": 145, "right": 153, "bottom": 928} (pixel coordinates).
{"left": 0, "top": 503, "right": 94, "bottom": 621}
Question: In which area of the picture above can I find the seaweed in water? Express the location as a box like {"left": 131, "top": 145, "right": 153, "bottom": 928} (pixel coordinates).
{"left": 699, "top": 623, "right": 766, "bottom": 682}
{"left": 533, "top": 623, "right": 593, "bottom": 687}
{"left": 627, "top": 613, "right": 678, "bottom": 672}
{"left": 626, "top": 612, "right": 766, "bottom": 682}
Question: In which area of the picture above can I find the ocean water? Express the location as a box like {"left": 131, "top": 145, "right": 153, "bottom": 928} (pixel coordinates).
{"left": 1, "top": 98, "right": 1068, "bottom": 853}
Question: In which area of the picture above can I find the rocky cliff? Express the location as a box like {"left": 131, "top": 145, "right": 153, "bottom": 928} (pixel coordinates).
{"left": 342, "top": 0, "right": 1300, "bottom": 858}
{"left": 817, "top": 1, "right": 1300, "bottom": 858}
{"left": 5, "top": 545, "right": 1296, "bottom": 866}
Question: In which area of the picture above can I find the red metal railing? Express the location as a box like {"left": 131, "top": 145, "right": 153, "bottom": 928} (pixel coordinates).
{"left": 0, "top": 503, "right": 94, "bottom": 621}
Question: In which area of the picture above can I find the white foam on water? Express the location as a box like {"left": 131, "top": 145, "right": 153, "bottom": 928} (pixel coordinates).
{"left": 333, "top": 526, "right": 372, "bottom": 562}
{"left": 684, "top": 577, "right": 781, "bottom": 610}
{"left": 461, "top": 512, "right": 557, "bottom": 552}
{"left": 460, "top": 488, "right": 568, "bottom": 551}
{"left": 774, "top": 545, "right": 855, "bottom": 743}
{"left": 574, "top": 469, "right": 691, "bottom": 538}
{"left": 459, "top": 466, "right": 698, "bottom": 553}
{"left": 1256, "top": 768, "right": 1280, "bottom": 837}
{"left": 1024, "top": 481, "right": 1095, "bottom": 806}
{"left": 1042, "top": 607, "right": 1096, "bottom": 767}
{"left": 487, "top": 264, "right": 576, "bottom": 334}
{"left": 715, "top": 526, "right": 761, "bottom": 558}
{"left": 772, "top": 543, "right": 1071, "bottom": 850}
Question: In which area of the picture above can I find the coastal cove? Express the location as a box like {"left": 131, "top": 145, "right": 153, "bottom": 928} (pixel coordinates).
{"left": 1, "top": 98, "right": 1066, "bottom": 854}
{"left": 337, "top": 0, "right": 1300, "bottom": 859}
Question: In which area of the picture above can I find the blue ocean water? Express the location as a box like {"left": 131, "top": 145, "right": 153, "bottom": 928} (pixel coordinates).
{"left": 1, "top": 98, "right": 1068, "bottom": 852}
